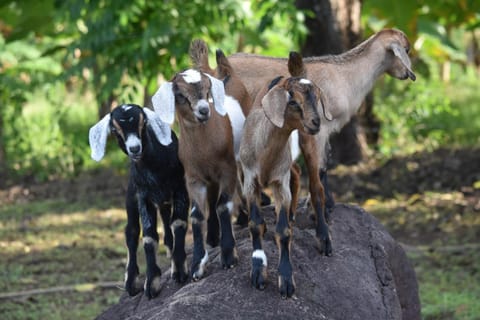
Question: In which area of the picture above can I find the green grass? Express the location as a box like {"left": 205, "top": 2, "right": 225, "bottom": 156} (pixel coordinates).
{"left": 0, "top": 197, "right": 169, "bottom": 320}
{"left": 362, "top": 190, "right": 480, "bottom": 320}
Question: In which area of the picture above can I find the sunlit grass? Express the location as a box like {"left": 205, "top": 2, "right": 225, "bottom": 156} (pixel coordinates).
{"left": 0, "top": 198, "right": 169, "bottom": 320}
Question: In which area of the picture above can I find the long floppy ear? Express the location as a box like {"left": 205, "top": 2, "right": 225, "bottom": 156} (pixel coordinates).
{"left": 262, "top": 86, "right": 288, "bottom": 128}
{"left": 151, "top": 82, "right": 176, "bottom": 124}
{"left": 143, "top": 107, "right": 172, "bottom": 146}
{"left": 205, "top": 73, "right": 227, "bottom": 116}
{"left": 317, "top": 86, "right": 333, "bottom": 121}
{"left": 89, "top": 113, "right": 111, "bottom": 162}
{"left": 388, "top": 42, "right": 416, "bottom": 81}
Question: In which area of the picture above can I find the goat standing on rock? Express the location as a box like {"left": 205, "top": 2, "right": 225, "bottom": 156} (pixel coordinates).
{"left": 152, "top": 68, "right": 239, "bottom": 281}
{"left": 239, "top": 52, "right": 324, "bottom": 298}
{"left": 230, "top": 29, "right": 416, "bottom": 254}
{"left": 89, "top": 104, "right": 189, "bottom": 299}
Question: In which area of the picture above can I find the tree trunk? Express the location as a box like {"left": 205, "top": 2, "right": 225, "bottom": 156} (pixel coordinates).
{"left": 296, "top": 0, "right": 379, "bottom": 167}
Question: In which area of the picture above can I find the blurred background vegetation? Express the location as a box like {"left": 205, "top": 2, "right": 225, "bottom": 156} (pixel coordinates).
{"left": 0, "top": 0, "right": 479, "bottom": 319}
{"left": 0, "top": 0, "right": 479, "bottom": 182}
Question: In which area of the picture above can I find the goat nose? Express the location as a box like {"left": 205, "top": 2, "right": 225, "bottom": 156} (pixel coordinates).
{"left": 312, "top": 118, "right": 320, "bottom": 127}
{"left": 199, "top": 107, "right": 209, "bottom": 116}
{"left": 129, "top": 145, "right": 141, "bottom": 154}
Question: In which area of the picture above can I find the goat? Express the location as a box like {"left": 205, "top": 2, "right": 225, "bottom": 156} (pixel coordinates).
{"left": 189, "top": 39, "right": 253, "bottom": 242}
{"left": 239, "top": 52, "right": 323, "bottom": 298}
{"left": 152, "top": 68, "right": 238, "bottom": 281}
{"left": 229, "top": 29, "right": 416, "bottom": 254}
{"left": 88, "top": 104, "right": 189, "bottom": 299}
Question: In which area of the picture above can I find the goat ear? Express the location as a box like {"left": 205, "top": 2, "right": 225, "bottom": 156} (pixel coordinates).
{"left": 151, "top": 82, "right": 176, "bottom": 124}
{"left": 88, "top": 113, "right": 111, "bottom": 162}
{"left": 205, "top": 73, "right": 227, "bottom": 116}
{"left": 388, "top": 42, "right": 416, "bottom": 81}
{"left": 143, "top": 107, "right": 172, "bottom": 146}
{"left": 262, "top": 87, "right": 288, "bottom": 128}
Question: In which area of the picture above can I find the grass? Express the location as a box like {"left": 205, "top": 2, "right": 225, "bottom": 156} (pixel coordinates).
{"left": 356, "top": 176, "right": 480, "bottom": 319}
{"left": 0, "top": 197, "right": 171, "bottom": 320}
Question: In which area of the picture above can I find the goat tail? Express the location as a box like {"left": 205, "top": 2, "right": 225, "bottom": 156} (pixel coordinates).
{"left": 216, "top": 49, "right": 235, "bottom": 79}
{"left": 189, "top": 39, "right": 214, "bottom": 74}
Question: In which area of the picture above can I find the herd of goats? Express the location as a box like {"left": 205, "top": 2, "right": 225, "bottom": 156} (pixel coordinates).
{"left": 88, "top": 29, "right": 416, "bottom": 299}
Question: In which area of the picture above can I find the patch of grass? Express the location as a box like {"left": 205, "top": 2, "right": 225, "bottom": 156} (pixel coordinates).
{"left": 361, "top": 190, "right": 480, "bottom": 320}
{"left": 0, "top": 198, "right": 169, "bottom": 320}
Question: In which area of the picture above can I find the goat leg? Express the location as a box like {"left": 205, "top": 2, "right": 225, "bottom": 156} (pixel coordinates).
{"left": 190, "top": 202, "right": 209, "bottom": 281}
{"left": 320, "top": 168, "right": 335, "bottom": 223}
{"left": 217, "top": 192, "right": 238, "bottom": 269}
{"left": 275, "top": 206, "right": 295, "bottom": 298}
{"left": 249, "top": 202, "right": 267, "bottom": 290}
{"left": 124, "top": 189, "right": 143, "bottom": 296}
{"left": 141, "top": 200, "right": 162, "bottom": 299}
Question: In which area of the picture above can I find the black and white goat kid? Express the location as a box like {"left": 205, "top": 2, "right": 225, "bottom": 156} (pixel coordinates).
{"left": 89, "top": 104, "right": 189, "bottom": 299}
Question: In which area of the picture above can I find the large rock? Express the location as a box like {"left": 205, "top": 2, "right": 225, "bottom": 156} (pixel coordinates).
{"left": 97, "top": 203, "right": 420, "bottom": 320}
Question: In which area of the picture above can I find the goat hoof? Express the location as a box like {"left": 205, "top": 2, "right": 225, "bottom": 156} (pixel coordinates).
{"left": 125, "top": 273, "right": 144, "bottom": 296}
{"left": 144, "top": 275, "right": 162, "bottom": 299}
{"left": 172, "top": 269, "right": 188, "bottom": 284}
{"left": 317, "top": 235, "right": 333, "bottom": 256}
{"left": 278, "top": 275, "right": 295, "bottom": 298}
{"left": 251, "top": 259, "right": 267, "bottom": 290}
{"left": 221, "top": 248, "right": 238, "bottom": 269}
{"left": 235, "top": 210, "right": 249, "bottom": 227}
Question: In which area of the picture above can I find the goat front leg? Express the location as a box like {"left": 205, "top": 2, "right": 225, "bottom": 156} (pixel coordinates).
{"left": 190, "top": 200, "right": 209, "bottom": 281}
{"left": 217, "top": 192, "right": 238, "bottom": 269}
{"left": 140, "top": 198, "right": 162, "bottom": 299}
{"left": 169, "top": 188, "right": 189, "bottom": 284}
{"left": 124, "top": 188, "right": 143, "bottom": 296}
{"left": 249, "top": 201, "right": 267, "bottom": 290}
{"left": 275, "top": 205, "right": 295, "bottom": 298}
{"left": 289, "top": 163, "right": 301, "bottom": 222}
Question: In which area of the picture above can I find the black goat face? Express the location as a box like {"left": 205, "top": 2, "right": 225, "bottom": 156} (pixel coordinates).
{"left": 110, "top": 104, "right": 146, "bottom": 161}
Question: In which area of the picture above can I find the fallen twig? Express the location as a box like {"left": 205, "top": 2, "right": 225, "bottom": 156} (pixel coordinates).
{"left": 0, "top": 281, "right": 123, "bottom": 300}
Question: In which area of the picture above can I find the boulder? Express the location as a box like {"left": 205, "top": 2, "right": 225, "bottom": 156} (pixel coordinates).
{"left": 96, "top": 203, "right": 420, "bottom": 320}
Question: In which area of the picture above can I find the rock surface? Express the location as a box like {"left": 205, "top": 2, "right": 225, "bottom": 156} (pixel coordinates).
{"left": 96, "top": 203, "right": 421, "bottom": 320}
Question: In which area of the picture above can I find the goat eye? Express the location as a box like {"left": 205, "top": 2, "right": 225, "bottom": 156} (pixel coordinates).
{"left": 288, "top": 100, "right": 300, "bottom": 109}
{"left": 175, "top": 94, "right": 187, "bottom": 104}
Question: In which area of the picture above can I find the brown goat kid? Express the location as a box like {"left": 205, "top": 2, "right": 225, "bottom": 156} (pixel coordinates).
{"left": 189, "top": 39, "right": 253, "bottom": 232}
{"left": 239, "top": 52, "right": 323, "bottom": 298}
{"left": 152, "top": 68, "right": 239, "bottom": 281}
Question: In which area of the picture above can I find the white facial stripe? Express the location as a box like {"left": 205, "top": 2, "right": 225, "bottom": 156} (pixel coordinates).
{"left": 252, "top": 249, "right": 268, "bottom": 267}
{"left": 121, "top": 104, "right": 132, "bottom": 111}
{"left": 224, "top": 95, "right": 245, "bottom": 160}
{"left": 181, "top": 69, "right": 201, "bottom": 83}
{"left": 300, "top": 78, "right": 311, "bottom": 84}
{"left": 125, "top": 135, "right": 141, "bottom": 150}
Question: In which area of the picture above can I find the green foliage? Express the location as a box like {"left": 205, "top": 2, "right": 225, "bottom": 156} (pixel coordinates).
{"left": 374, "top": 64, "right": 480, "bottom": 158}
{"left": 57, "top": 0, "right": 248, "bottom": 105}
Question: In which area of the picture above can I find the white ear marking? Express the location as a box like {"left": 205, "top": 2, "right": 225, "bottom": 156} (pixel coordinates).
{"left": 89, "top": 114, "right": 111, "bottom": 162}
{"left": 205, "top": 73, "right": 227, "bottom": 116}
{"left": 143, "top": 108, "right": 172, "bottom": 146}
{"left": 152, "top": 82, "right": 175, "bottom": 124}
